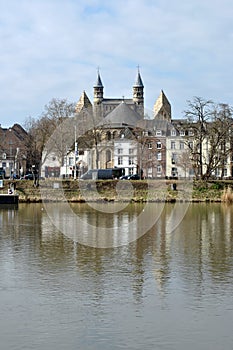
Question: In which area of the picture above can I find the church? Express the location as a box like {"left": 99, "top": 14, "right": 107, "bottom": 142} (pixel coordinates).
{"left": 72, "top": 69, "right": 175, "bottom": 179}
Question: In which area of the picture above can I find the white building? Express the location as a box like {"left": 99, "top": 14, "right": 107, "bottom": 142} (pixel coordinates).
{"left": 113, "top": 138, "right": 138, "bottom": 176}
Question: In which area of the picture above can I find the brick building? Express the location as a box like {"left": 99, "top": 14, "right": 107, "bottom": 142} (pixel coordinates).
{"left": 0, "top": 124, "right": 28, "bottom": 178}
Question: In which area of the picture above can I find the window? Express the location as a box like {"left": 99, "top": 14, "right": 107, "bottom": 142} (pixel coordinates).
{"left": 148, "top": 142, "right": 152, "bottom": 149}
{"left": 180, "top": 141, "right": 184, "bottom": 149}
{"left": 148, "top": 167, "right": 153, "bottom": 177}
{"left": 106, "top": 150, "right": 111, "bottom": 162}
{"left": 128, "top": 156, "right": 134, "bottom": 165}
{"left": 171, "top": 129, "right": 176, "bottom": 136}
{"left": 129, "top": 167, "right": 134, "bottom": 175}
{"left": 171, "top": 141, "right": 176, "bottom": 149}
{"left": 156, "top": 130, "right": 162, "bottom": 136}
{"left": 157, "top": 165, "right": 162, "bottom": 173}
{"left": 224, "top": 168, "right": 227, "bottom": 177}
{"left": 129, "top": 148, "right": 134, "bottom": 155}
{"left": 188, "top": 129, "right": 194, "bottom": 136}
{"left": 156, "top": 142, "right": 162, "bottom": 149}
{"left": 118, "top": 156, "right": 123, "bottom": 165}
{"left": 157, "top": 152, "right": 162, "bottom": 161}
{"left": 171, "top": 167, "right": 177, "bottom": 176}
{"left": 188, "top": 141, "right": 193, "bottom": 149}
{"left": 189, "top": 168, "right": 194, "bottom": 176}
{"left": 171, "top": 153, "right": 177, "bottom": 164}
{"left": 117, "top": 148, "right": 123, "bottom": 154}
{"left": 68, "top": 157, "right": 74, "bottom": 166}
{"left": 180, "top": 130, "right": 185, "bottom": 136}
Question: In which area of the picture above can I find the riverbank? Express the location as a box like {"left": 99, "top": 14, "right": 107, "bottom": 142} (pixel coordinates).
{"left": 1, "top": 179, "right": 233, "bottom": 203}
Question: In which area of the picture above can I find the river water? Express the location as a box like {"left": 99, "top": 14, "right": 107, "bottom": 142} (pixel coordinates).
{"left": 0, "top": 202, "right": 233, "bottom": 350}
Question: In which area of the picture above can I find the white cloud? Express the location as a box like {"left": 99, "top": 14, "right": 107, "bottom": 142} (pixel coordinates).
{"left": 0, "top": 0, "right": 232, "bottom": 126}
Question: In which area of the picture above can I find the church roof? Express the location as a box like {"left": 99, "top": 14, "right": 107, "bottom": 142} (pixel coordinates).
{"left": 98, "top": 101, "right": 143, "bottom": 127}
{"left": 94, "top": 71, "right": 103, "bottom": 87}
{"left": 134, "top": 71, "right": 144, "bottom": 87}
{"left": 137, "top": 118, "right": 170, "bottom": 132}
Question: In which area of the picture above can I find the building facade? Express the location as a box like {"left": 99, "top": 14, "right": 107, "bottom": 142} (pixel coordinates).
{"left": 0, "top": 124, "right": 28, "bottom": 178}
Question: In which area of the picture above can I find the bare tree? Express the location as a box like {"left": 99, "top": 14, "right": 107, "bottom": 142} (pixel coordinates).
{"left": 24, "top": 98, "right": 76, "bottom": 171}
{"left": 184, "top": 98, "right": 233, "bottom": 179}
{"left": 178, "top": 150, "right": 193, "bottom": 178}
{"left": 184, "top": 97, "right": 213, "bottom": 179}
{"left": 204, "top": 103, "right": 233, "bottom": 179}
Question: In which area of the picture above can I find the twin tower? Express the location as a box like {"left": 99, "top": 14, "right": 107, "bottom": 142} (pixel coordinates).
{"left": 76, "top": 69, "right": 171, "bottom": 121}
{"left": 93, "top": 69, "right": 144, "bottom": 119}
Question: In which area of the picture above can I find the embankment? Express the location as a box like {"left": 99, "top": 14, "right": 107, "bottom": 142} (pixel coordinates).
{"left": 1, "top": 179, "right": 233, "bottom": 203}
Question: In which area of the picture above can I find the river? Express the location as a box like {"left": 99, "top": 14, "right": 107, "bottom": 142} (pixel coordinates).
{"left": 0, "top": 202, "right": 233, "bottom": 349}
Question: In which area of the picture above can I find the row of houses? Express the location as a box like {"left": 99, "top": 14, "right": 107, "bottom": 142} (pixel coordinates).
{"left": 42, "top": 70, "right": 233, "bottom": 180}
{"left": 2, "top": 69, "right": 233, "bottom": 180}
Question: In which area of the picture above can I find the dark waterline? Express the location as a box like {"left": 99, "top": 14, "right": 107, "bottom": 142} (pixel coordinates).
{"left": 0, "top": 203, "right": 233, "bottom": 350}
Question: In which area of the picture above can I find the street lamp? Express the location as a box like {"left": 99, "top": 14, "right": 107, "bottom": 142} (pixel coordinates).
{"left": 74, "top": 126, "right": 78, "bottom": 180}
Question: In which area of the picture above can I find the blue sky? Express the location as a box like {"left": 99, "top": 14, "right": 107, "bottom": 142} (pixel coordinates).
{"left": 0, "top": 0, "right": 233, "bottom": 127}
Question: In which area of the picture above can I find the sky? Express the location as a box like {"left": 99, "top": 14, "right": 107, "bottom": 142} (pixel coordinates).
{"left": 0, "top": 0, "right": 233, "bottom": 127}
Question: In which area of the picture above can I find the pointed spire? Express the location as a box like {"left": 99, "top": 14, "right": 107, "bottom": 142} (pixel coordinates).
{"left": 153, "top": 90, "right": 171, "bottom": 120}
{"left": 134, "top": 65, "right": 144, "bottom": 87}
{"left": 75, "top": 90, "right": 92, "bottom": 114}
{"left": 159, "top": 90, "right": 171, "bottom": 107}
{"left": 94, "top": 67, "right": 103, "bottom": 87}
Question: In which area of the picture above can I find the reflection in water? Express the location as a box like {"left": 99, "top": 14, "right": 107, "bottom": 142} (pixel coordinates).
{"left": 43, "top": 201, "right": 165, "bottom": 248}
{"left": 0, "top": 203, "right": 233, "bottom": 349}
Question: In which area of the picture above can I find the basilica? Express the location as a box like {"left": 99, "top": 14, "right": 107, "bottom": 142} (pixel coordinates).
{"left": 65, "top": 69, "right": 189, "bottom": 179}
{"left": 45, "top": 69, "right": 232, "bottom": 180}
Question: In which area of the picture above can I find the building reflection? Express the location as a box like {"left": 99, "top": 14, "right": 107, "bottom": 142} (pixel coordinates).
{"left": 3, "top": 202, "right": 231, "bottom": 303}
{"left": 39, "top": 202, "right": 233, "bottom": 300}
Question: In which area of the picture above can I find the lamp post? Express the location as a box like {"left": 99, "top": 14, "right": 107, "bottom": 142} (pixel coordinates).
{"left": 74, "top": 126, "right": 78, "bottom": 180}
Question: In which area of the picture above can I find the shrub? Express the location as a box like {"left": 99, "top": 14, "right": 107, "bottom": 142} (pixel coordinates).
{"left": 221, "top": 186, "right": 233, "bottom": 203}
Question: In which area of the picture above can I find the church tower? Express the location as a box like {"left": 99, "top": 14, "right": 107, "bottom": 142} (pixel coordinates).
{"left": 153, "top": 90, "right": 171, "bottom": 121}
{"left": 75, "top": 90, "right": 92, "bottom": 114}
{"left": 133, "top": 68, "right": 144, "bottom": 116}
{"left": 93, "top": 69, "right": 104, "bottom": 104}
{"left": 93, "top": 69, "right": 104, "bottom": 119}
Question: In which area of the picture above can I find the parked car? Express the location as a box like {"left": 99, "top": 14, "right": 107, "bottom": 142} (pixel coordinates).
{"left": 119, "top": 175, "right": 130, "bottom": 180}
{"left": 80, "top": 168, "right": 125, "bottom": 180}
{"left": 128, "top": 174, "right": 140, "bottom": 180}
{"left": 21, "top": 173, "right": 34, "bottom": 180}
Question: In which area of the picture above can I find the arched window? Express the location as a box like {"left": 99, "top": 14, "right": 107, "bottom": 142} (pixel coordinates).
{"left": 106, "top": 131, "right": 111, "bottom": 140}
{"left": 106, "top": 150, "right": 111, "bottom": 163}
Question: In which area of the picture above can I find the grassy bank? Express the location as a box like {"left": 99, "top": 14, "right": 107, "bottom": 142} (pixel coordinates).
{"left": 1, "top": 179, "right": 233, "bottom": 203}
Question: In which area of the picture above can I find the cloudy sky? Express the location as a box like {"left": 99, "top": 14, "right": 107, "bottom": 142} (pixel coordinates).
{"left": 0, "top": 0, "right": 232, "bottom": 127}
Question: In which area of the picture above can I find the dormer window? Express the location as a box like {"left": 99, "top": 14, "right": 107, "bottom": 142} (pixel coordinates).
{"left": 156, "top": 130, "right": 162, "bottom": 136}
{"left": 171, "top": 129, "right": 176, "bottom": 136}
{"left": 189, "top": 129, "right": 194, "bottom": 136}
